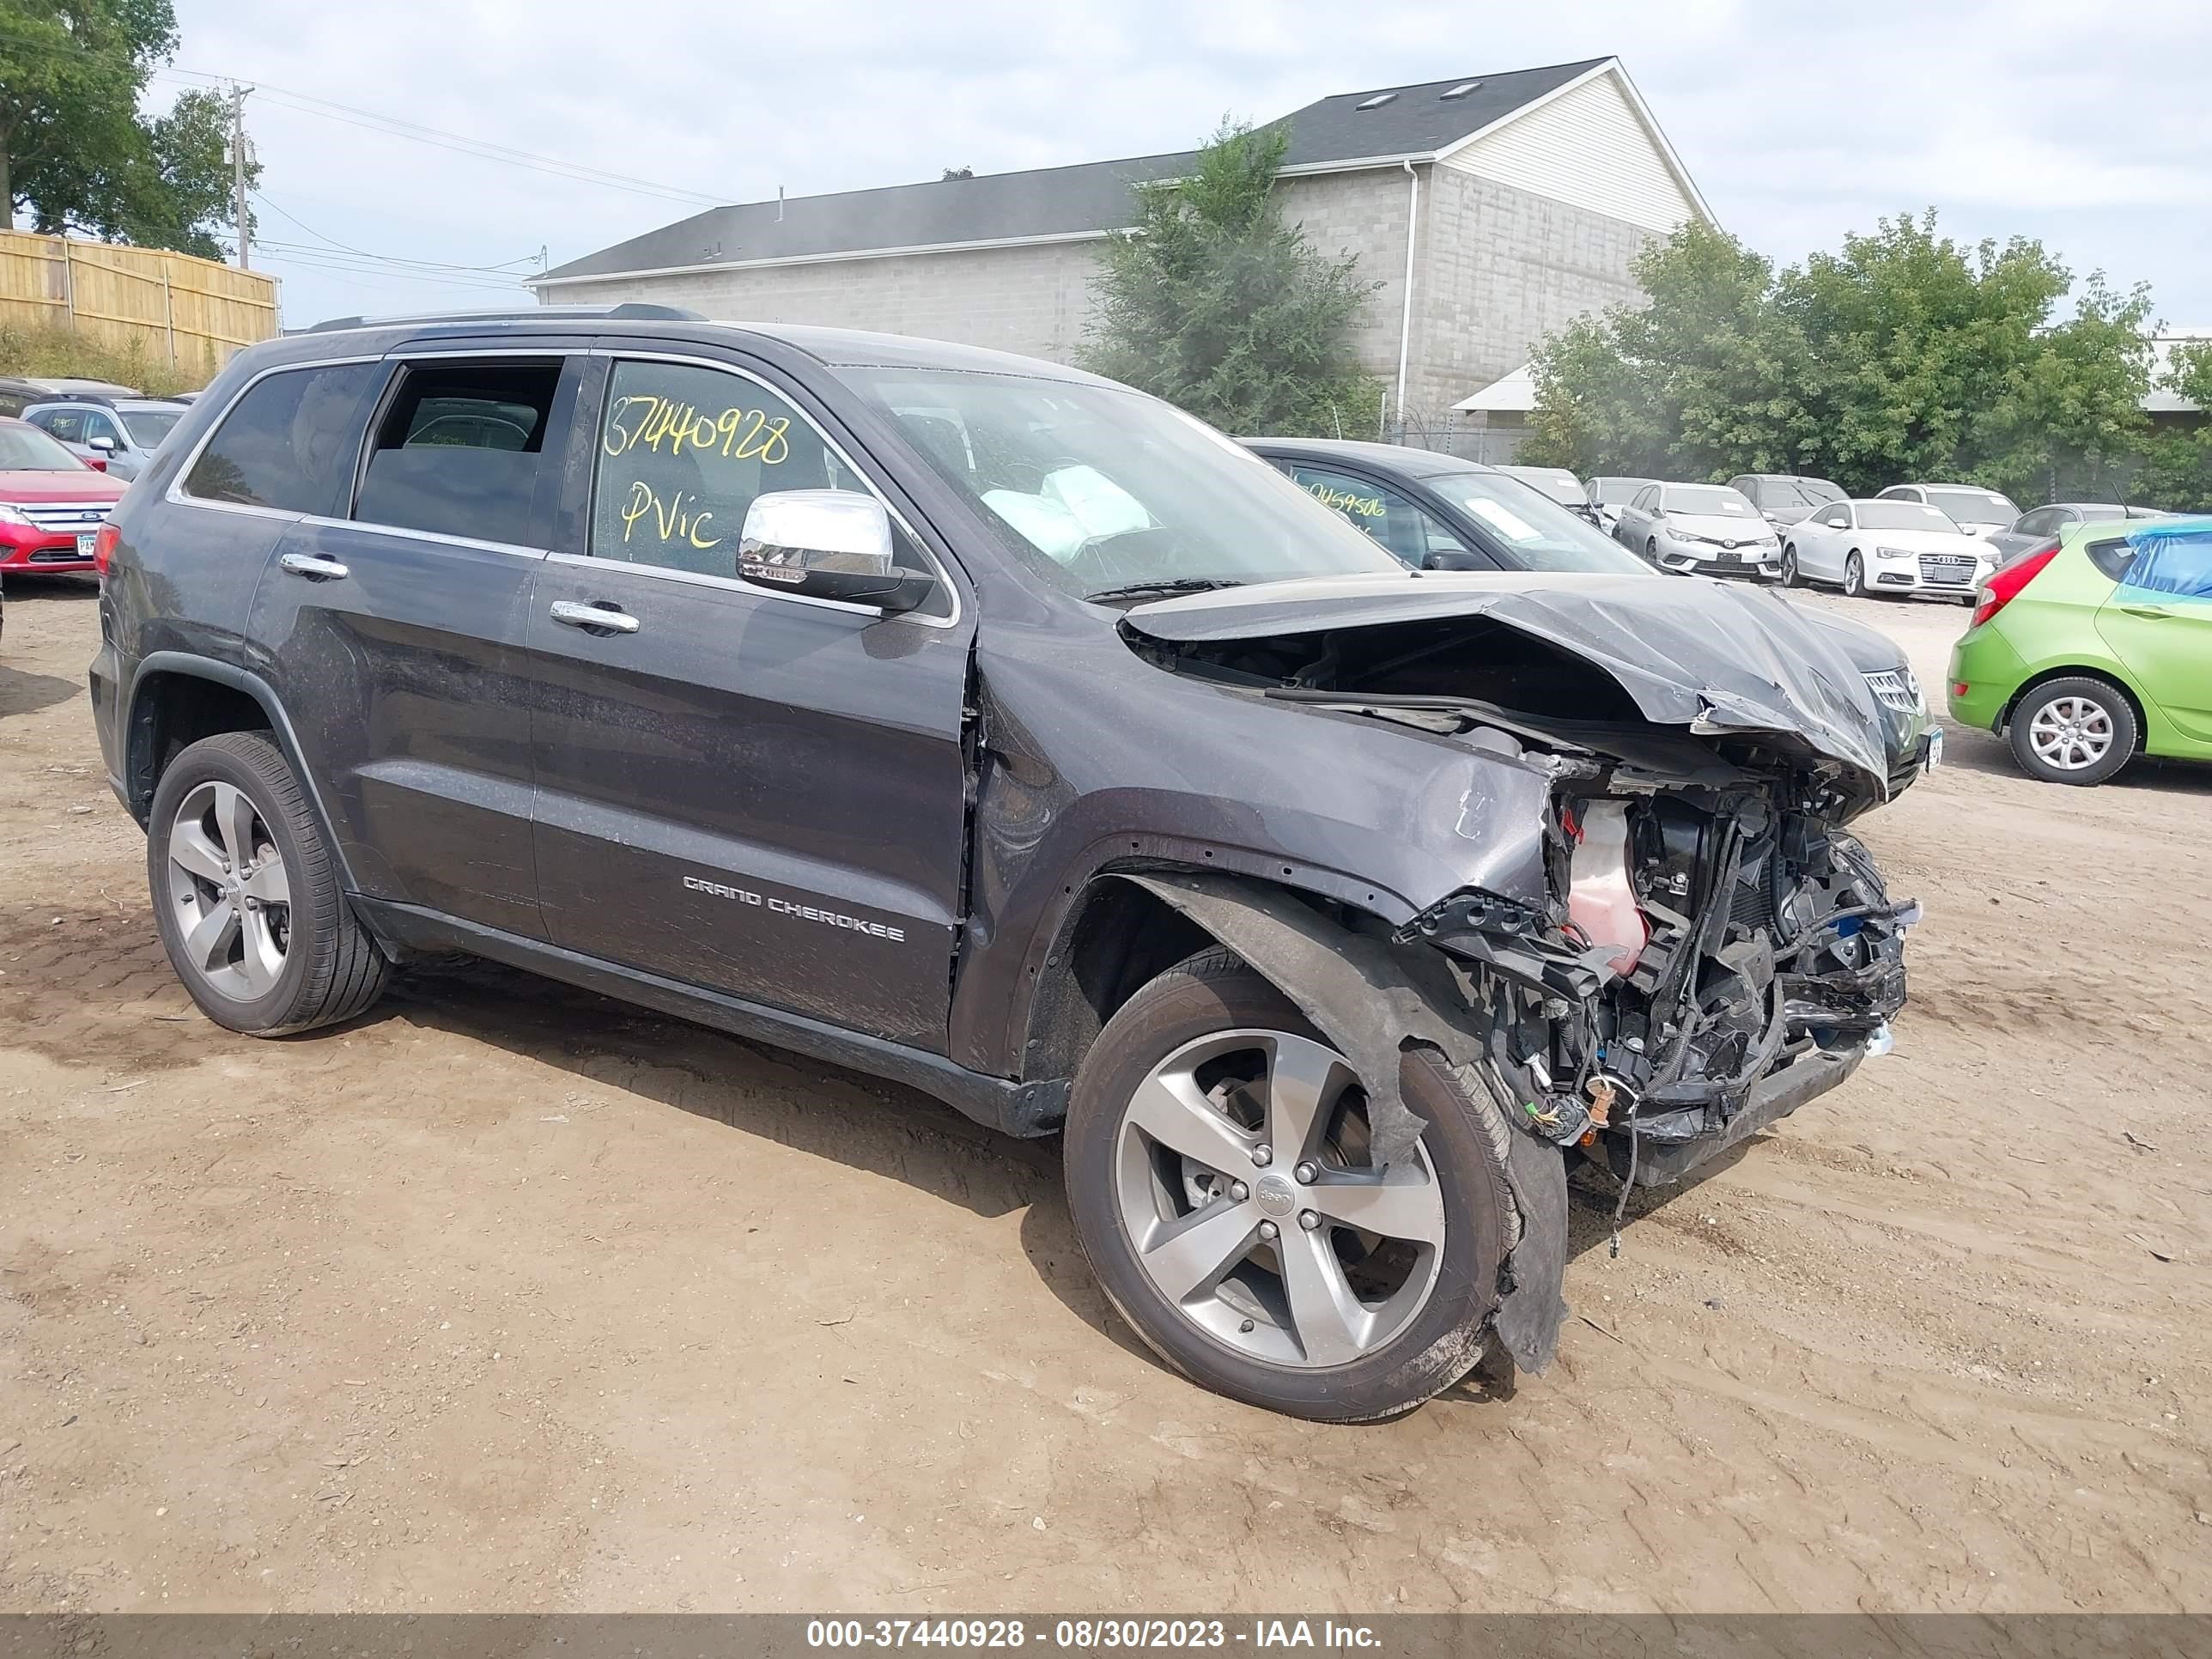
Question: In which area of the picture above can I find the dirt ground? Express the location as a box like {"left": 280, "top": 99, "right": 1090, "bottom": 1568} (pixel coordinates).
{"left": 2, "top": 575, "right": 2208, "bottom": 1615}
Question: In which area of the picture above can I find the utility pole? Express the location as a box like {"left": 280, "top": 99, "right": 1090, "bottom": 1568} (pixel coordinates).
{"left": 230, "top": 84, "right": 254, "bottom": 270}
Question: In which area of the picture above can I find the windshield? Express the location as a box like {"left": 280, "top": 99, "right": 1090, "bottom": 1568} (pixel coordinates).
{"left": 0, "top": 422, "right": 85, "bottom": 471}
{"left": 1498, "top": 466, "right": 1583, "bottom": 507}
{"left": 1593, "top": 477, "right": 1652, "bottom": 504}
{"left": 120, "top": 408, "right": 184, "bottom": 447}
{"left": 1429, "top": 471, "right": 1649, "bottom": 573}
{"left": 1926, "top": 487, "right": 2018, "bottom": 523}
{"left": 838, "top": 369, "right": 1404, "bottom": 597}
{"left": 1856, "top": 501, "right": 1961, "bottom": 532}
{"left": 1663, "top": 485, "right": 1757, "bottom": 518}
{"left": 1765, "top": 477, "right": 1844, "bottom": 514}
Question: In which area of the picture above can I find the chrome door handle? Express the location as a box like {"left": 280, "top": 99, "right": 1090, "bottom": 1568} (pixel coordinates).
{"left": 277, "top": 552, "right": 349, "bottom": 581}
{"left": 549, "top": 599, "right": 641, "bottom": 635}
{"left": 2119, "top": 605, "right": 2176, "bottom": 620}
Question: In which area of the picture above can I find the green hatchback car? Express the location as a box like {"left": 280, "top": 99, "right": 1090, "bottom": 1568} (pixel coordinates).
{"left": 1948, "top": 518, "right": 2212, "bottom": 785}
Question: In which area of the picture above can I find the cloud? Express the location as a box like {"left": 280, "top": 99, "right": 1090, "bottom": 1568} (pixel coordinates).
{"left": 166, "top": 0, "right": 2212, "bottom": 327}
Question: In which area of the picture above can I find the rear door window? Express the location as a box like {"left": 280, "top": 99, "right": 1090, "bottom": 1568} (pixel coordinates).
{"left": 353, "top": 360, "right": 565, "bottom": 546}
{"left": 183, "top": 363, "right": 381, "bottom": 515}
{"left": 2116, "top": 533, "right": 2212, "bottom": 598}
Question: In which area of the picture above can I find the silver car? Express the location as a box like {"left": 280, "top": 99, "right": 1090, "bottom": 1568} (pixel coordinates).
{"left": 1986, "top": 501, "right": 2171, "bottom": 562}
{"left": 1586, "top": 474, "right": 1657, "bottom": 534}
{"left": 21, "top": 398, "right": 191, "bottom": 482}
{"left": 1612, "top": 481, "right": 1781, "bottom": 577}
{"left": 1876, "top": 482, "right": 2021, "bottom": 540}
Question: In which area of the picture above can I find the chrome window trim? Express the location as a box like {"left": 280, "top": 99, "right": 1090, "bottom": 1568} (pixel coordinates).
{"left": 580, "top": 347, "right": 962, "bottom": 630}
{"left": 164, "top": 355, "right": 385, "bottom": 517}
{"left": 295, "top": 514, "right": 552, "bottom": 562}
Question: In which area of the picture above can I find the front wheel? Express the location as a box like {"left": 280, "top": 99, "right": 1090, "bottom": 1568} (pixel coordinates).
{"left": 2009, "top": 677, "right": 2138, "bottom": 786}
{"left": 1063, "top": 950, "right": 1510, "bottom": 1422}
{"left": 1780, "top": 544, "right": 1802, "bottom": 587}
{"left": 147, "top": 732, "right": 390, "bottom": 1035}
{"left": 1843, "top": 551, "right": 1868, "bottom": 598}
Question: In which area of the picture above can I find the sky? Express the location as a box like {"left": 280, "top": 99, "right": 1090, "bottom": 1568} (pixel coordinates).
{"left": 159, "top": 0, "right": 2212, "bottom": 332}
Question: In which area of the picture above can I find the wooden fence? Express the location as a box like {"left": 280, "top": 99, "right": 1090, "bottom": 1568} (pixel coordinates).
{"left": 0, "top": 230, "right": 279, "bottom": 376}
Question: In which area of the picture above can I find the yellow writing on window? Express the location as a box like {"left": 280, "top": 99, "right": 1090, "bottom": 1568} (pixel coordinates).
{"left": 603, "top": 393, "right": 790, "bottom": 466}
{"left": 620, "top": 480, "right": 721, "bottom": 549}
{"left": 1304, "top": 483, "right": 1384, "bottom": 518}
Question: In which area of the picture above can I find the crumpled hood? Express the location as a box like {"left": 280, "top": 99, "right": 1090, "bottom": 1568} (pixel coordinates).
{"left": 1125, "top": 572, "right": 1893, "bottom": 789}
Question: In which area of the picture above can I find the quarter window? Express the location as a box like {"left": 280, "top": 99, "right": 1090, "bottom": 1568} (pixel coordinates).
{"left": 184, "top": 363, "right": 381, "bottom": 515}
{"left": 353, "top": 361, "right": 563, "bottom": 546}
{"left": 587, "top": 359, "right": 865, "bottom": 577}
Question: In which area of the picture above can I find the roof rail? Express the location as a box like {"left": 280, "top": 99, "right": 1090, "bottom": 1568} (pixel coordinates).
{"left": 303, "top": 302, "right": 706, "bottom": 334}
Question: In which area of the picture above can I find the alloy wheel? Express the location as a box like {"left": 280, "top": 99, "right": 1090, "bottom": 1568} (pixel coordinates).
{"left": 2027, "top": 694, "right": 2116, "bottom": 773}
{"left": 164, "top": 780, "right": 291, "bottom": 1000}
{"left": 1112, "top": 1028, "right": 1445, "bottom": 1369}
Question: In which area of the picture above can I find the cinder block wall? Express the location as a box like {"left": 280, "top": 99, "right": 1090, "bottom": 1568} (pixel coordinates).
{"left": 544, "top": 166, "right": 1655, "bottom": 423}
{"left": 1408, "top": 168, "right": 1655, "bottom": 423}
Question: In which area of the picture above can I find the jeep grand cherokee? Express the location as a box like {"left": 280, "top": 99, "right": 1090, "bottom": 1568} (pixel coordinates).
{"left": 89, "top": 307, "right": 1914, "bottom": 1421}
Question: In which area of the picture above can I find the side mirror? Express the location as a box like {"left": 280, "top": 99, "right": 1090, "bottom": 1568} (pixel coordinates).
{"left": 1423, "top": 549, "right": 1481, "bottom": 571}
{"left": 737, "top": 490, "right": 934, "bottom": 612}
{"left": 83, "top": 454, "right": 108, "bottom": 472}
{"left": 87, "top": 433, "right": 118, "bottom": 453}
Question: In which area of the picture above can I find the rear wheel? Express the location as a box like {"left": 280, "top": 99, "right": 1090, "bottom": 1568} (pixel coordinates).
{"left": 2008, "top": 676, "right": 2138, "bottom": 786}
{"left": 147, "top": 732, "right": 390, "bottom": 1034}
{"left": 1064, "top": 950, "right": 1509, "bottom": 1422}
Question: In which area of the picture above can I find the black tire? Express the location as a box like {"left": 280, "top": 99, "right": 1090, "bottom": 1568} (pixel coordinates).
{"left": 2007, "top": 676, "right": 2139, "bottom": 787}
{"left": 1780, "top": 544, "right": 1802, "bottom": 587}
{"left": 1843, "top": 551, "right": 1868, "bottom": 598}
{"left": 1064, "top": 949, "right": 1510, "bottom": 1422}
{"left": 147, "top": 731, "right": 389, "bottom": 1035}
{"left": 1644, "top": 537, "right": 1660, "bottom": 564}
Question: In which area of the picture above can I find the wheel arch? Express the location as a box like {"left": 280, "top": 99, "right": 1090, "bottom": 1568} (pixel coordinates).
{"left": 1996, "top": 663, "right": 2149, "bottom": 742}
{"left": 125, "top": 653, "right": 362, "bottom": 894}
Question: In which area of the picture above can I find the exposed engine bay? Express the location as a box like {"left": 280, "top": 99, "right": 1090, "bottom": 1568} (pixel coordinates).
{"left": 1126, "top": 600, "right": 1917, "bottom": 1191}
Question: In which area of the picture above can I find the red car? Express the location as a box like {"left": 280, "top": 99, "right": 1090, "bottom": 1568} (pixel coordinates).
{"left": 0, "top": 416, "right": 127, "bottom": 577}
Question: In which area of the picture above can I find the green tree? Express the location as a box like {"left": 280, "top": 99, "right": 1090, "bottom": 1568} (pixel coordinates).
{"left": 1084, "top": 119, "right": 1382, "bottom": 438}
{"left": 1, "top": 1, "right": 251, "bottom": 259}
{"left": 1524, "top": 211, "right": 2154, "bottom": 502}
{"left": 2137, "top": 340, "right": 2212, "bottom": 512}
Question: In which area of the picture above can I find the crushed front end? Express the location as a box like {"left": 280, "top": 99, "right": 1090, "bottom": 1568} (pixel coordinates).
{"left": 1404, "top": 763, "right": 1915, "bottom": 1188}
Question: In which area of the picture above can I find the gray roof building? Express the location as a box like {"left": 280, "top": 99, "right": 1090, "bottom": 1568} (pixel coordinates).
{"left": 534, "top": 57, "right": 1711, "bottom": 441}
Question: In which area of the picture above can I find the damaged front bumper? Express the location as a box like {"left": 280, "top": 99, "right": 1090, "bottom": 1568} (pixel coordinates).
{"left": 1401, "top": 793, "right": 1916, "bottom": 1192}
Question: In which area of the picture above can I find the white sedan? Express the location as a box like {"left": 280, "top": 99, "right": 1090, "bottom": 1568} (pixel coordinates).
{"left": 1778, "top": 498, "right": 1997, "bottom": 601}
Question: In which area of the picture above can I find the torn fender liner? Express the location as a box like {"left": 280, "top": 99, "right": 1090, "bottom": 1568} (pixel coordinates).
{"left": 1117, "top": 871, "right": 1569, "bottom": 1372}
{"left": 1497, "top": 1128, "right": 1570, "bottom": 1372}
{"left": 1124, "top": 572, "right": 1888, "bottom": 792}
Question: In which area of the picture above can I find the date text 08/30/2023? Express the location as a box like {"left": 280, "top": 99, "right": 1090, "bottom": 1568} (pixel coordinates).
{"left": 805, "top": 1620, "right": 1382, "bottom": 1650}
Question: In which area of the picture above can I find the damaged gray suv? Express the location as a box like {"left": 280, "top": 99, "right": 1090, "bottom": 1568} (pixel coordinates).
{"left": 90, "top": 308, "right": 1915, "bottom": 1421}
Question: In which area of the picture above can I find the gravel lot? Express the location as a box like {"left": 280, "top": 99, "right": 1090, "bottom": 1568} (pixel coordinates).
{"left": 2, "top": 576, "right": 2208, "bottom": 1613}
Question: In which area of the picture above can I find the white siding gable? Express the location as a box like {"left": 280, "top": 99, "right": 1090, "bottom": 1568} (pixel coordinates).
{"left": 1437, "top": 68, "right": 1697, "bottom": 234}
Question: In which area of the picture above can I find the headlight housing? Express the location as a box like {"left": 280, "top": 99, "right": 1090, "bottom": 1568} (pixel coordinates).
{"left": 0, "top": 503, "right": 33, "bottom": 528}
{"left": 1874, "top": 544, "right": 1920, "bottom": 560}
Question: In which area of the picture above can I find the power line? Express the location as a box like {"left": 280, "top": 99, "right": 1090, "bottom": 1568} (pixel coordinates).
{"left": 152, "top": 66, "right": 730, "bottom": 208}
{"left": 251, "top": 191, "right": 544, "bottom": 275}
